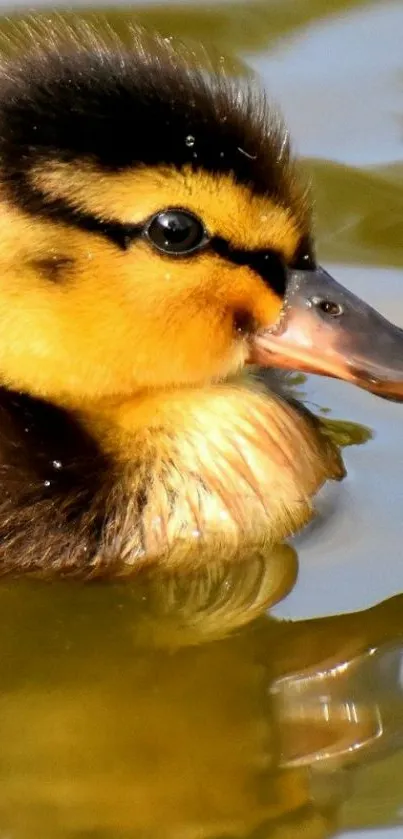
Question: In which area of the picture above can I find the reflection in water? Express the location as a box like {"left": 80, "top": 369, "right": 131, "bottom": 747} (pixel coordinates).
{"left": 0, "top": 565, "right": 402, "bottom": 839}
{"left": 273, "top": 643, "right": 403, "bottom": 769}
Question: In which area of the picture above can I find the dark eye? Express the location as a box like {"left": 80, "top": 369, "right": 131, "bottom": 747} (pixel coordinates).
{"left": 145, "top": 209, "right": 206, "bottom": 255}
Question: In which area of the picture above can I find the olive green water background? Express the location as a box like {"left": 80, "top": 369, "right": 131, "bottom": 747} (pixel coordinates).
{"left": 0, "top": 1, "right": 402, "bottom": 838}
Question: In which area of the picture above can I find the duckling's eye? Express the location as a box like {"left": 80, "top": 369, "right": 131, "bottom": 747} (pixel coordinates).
{"left": 145, "top": 209, "right": 207, "bottom": 256}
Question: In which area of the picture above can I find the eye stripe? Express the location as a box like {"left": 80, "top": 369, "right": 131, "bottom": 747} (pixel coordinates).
{"left": 211, "top": 237, "right": 287, "bottom": 296}
{"left": 16, "top": 181, "right": 306, "bottom": 290}
{"left": 40, "top": 198, "right": 143, "bottom": 250}
{"left": 15, "top": 183, "right": 143, "bottom": 250}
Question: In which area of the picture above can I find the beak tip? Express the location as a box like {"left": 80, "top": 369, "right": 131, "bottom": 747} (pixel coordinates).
{"left": 252, "top": 268, "right": 403, "bottom": 403}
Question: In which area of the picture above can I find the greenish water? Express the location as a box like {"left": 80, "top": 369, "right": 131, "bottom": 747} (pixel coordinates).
{"left": 0, "top": 1, "right": 402, "bottom": 837}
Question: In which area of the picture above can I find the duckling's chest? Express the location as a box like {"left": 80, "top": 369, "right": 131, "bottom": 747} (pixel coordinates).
{"left": 0, "top": 386, "right": 342, "bottom": 577}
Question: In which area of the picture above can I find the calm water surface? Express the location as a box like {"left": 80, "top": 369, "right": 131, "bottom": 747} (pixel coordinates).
{"left": 0, "top": 1, "right": 402, "bottom": 837}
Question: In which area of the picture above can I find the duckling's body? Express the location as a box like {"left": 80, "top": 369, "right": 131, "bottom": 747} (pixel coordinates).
{"left": 0, "top": 373, "right": 341, "bottom": 577}
{"left": 0, "top": 20, "right": 399, "bottom": 577}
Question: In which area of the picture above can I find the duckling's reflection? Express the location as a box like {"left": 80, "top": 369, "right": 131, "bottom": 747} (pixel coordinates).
{"left": 0, "top": 555, "right": 403, "bottom": 839}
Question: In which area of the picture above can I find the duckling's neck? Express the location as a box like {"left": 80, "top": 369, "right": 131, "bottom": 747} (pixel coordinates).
{"left": 77, "top": 381, "right": 342, "bottom": 563}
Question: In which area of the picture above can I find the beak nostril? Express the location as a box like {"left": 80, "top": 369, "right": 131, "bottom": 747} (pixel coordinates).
{"left": 310, "top": 296, "right": 344, "bottom": 318}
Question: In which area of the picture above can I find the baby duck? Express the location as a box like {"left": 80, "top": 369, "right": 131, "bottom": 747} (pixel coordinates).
{"left": 0, "top": 20, "right": 402, "bottom": 578}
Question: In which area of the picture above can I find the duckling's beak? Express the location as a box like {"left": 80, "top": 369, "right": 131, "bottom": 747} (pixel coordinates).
{"left": 251, "top": 268, "right": 403, "bottom": 401}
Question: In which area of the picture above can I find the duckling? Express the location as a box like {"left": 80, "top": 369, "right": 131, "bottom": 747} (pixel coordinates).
{"left": 0, "top": 20, "right": 402, "bottom": 578}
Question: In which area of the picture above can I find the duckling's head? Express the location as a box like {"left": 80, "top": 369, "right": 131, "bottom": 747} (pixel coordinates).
{"left": 0, "top": 21, "right": 402, "bottom": 408}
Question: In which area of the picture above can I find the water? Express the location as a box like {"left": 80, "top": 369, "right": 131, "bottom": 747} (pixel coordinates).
{"left": 0, "top": 1, "right": 402, "bottom": 837}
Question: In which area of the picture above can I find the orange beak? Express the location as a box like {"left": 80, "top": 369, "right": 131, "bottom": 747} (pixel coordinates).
{"left": 251, "top": 267, "right": 403, "bottom": 401}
